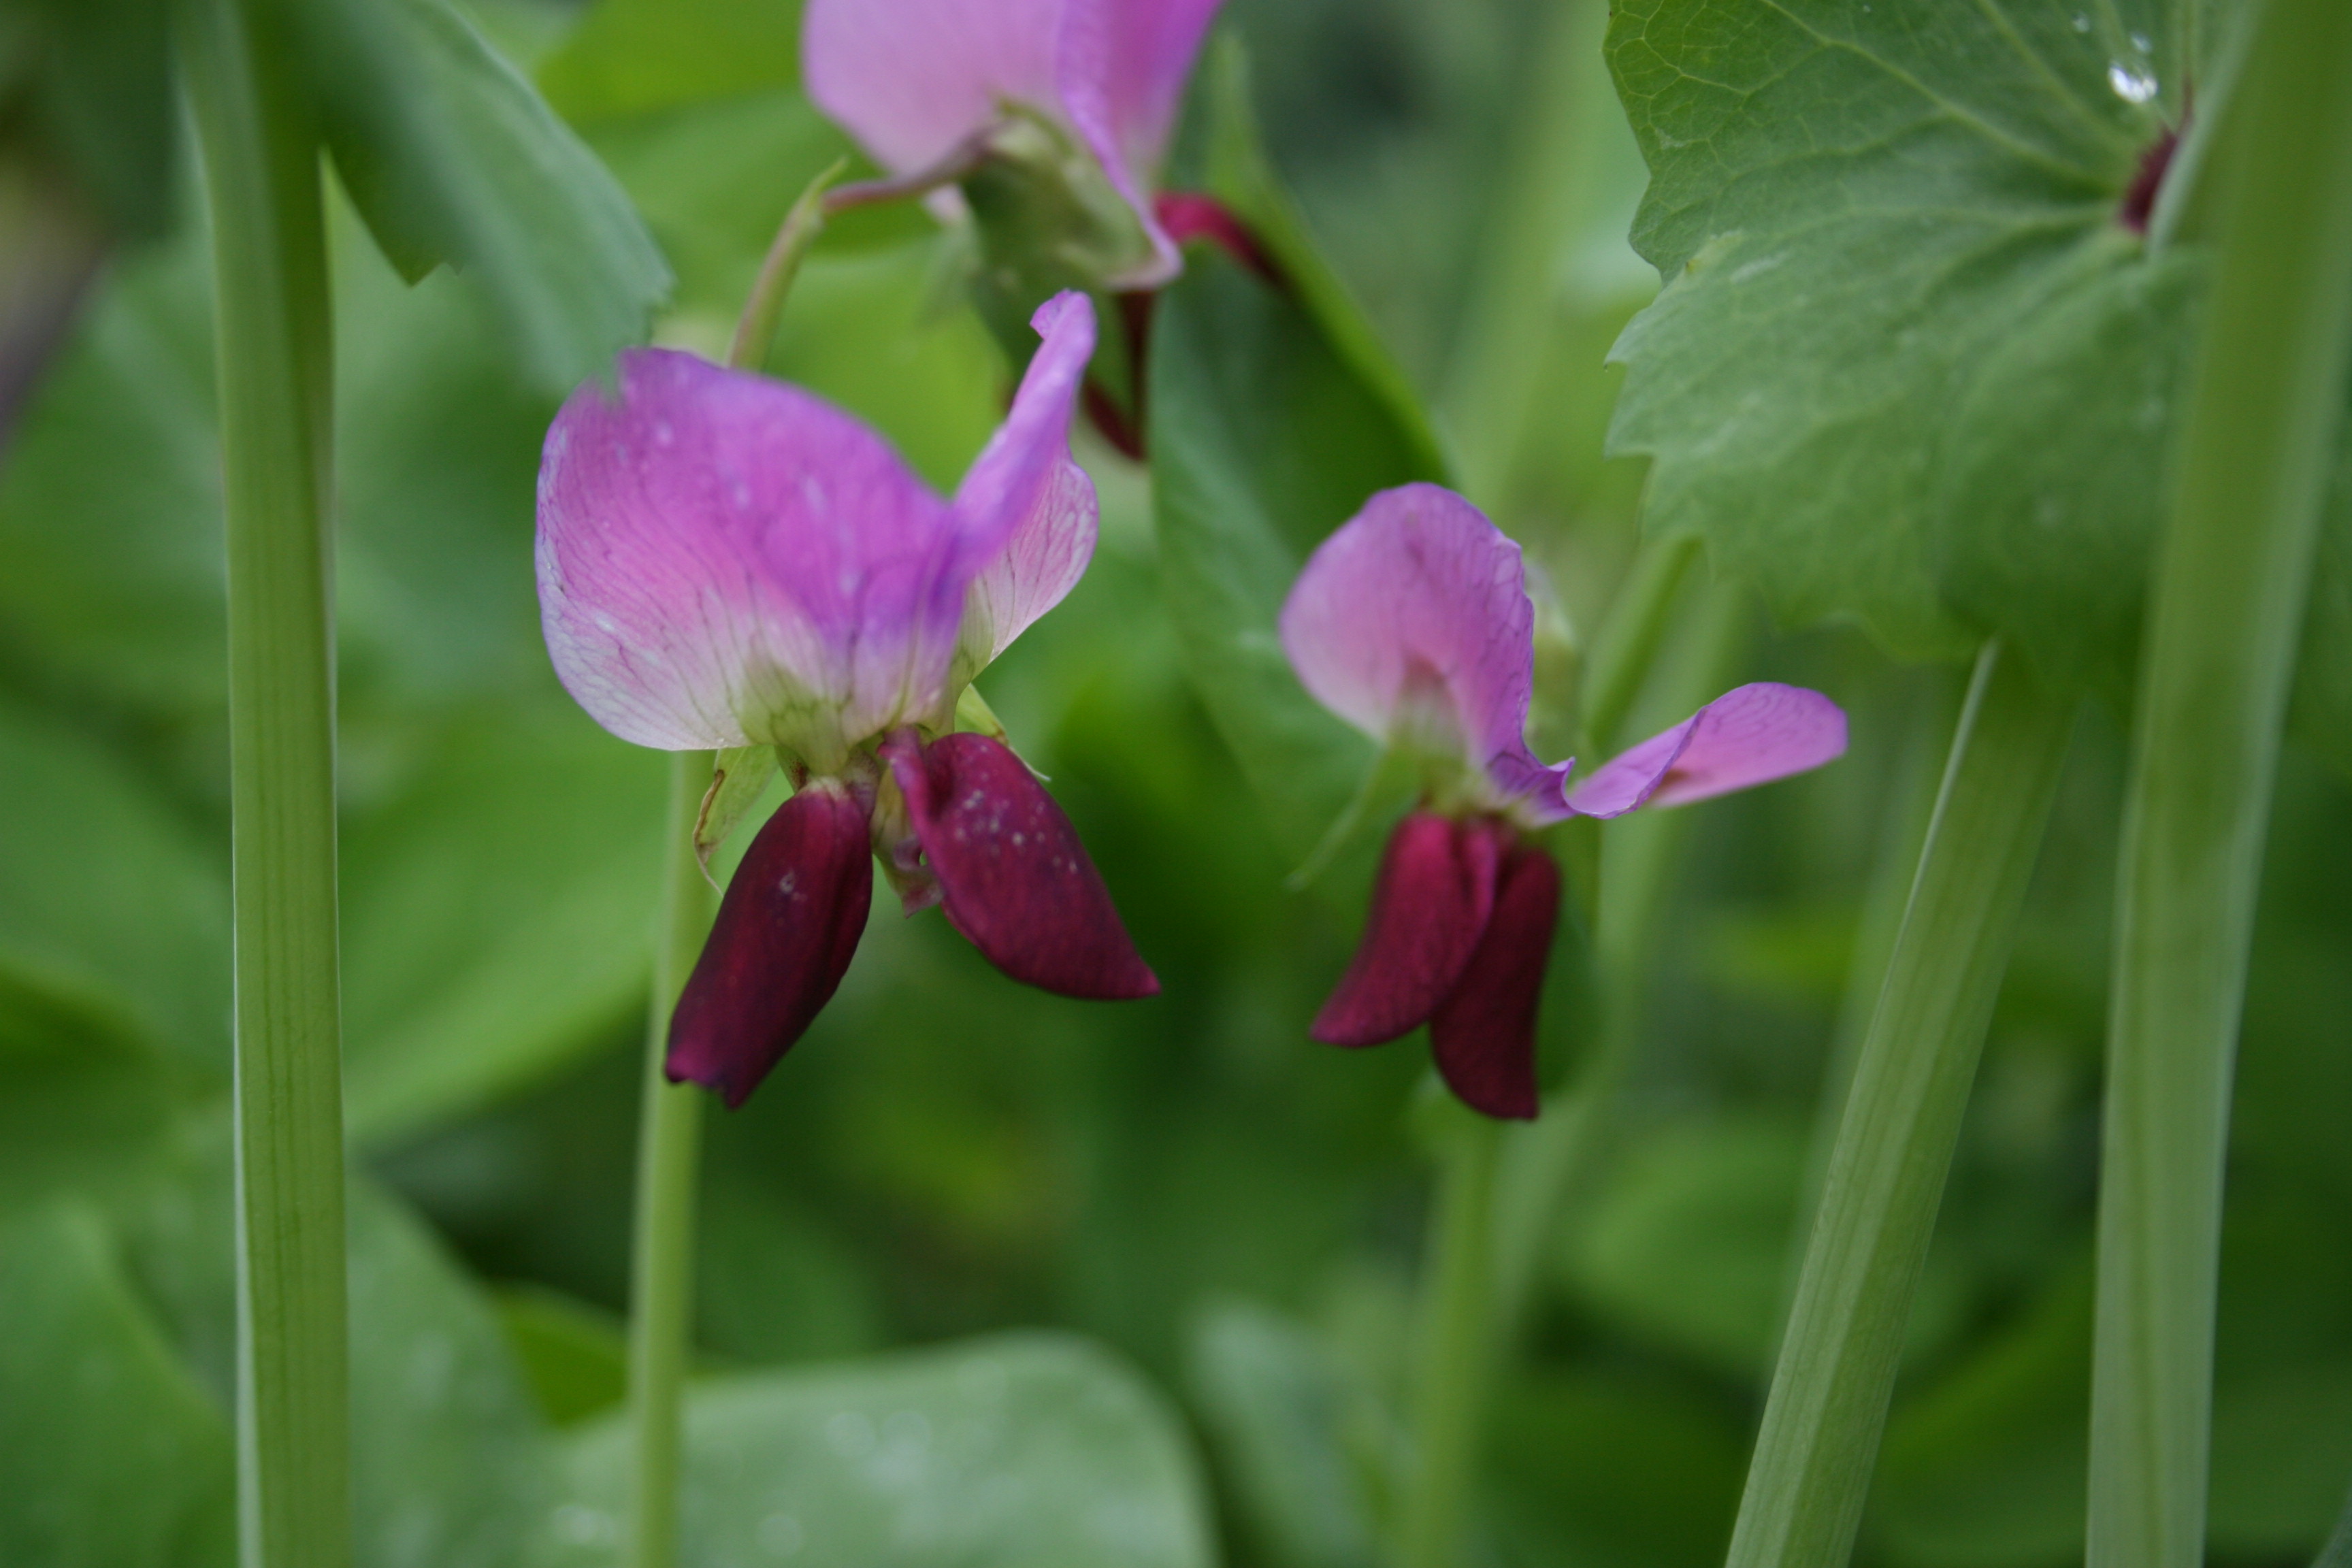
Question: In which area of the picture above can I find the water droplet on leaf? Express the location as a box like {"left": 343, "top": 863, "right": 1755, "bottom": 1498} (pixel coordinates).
{"left": 2108, "top": 62, "right": 2158, "bottom": 103}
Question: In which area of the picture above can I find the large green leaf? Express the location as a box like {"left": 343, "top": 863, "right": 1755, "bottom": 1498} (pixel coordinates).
{"left": 0, "top": 1203, "right": 234, "bottom": 1568}
{"left": 280, "top": 0, "right": 670, "bottom": 393}
{"left": 0, "top": 693, "right": 229, "bottom": 1074}
{"left": 340, "top": 708, "right": 666, "bottom": 1147}
{"left": 546, "top": 1333, "right": 1217, "bottom": 1567}
{"left": 1603, "top": 0, "right": 2189, "bottom": 674}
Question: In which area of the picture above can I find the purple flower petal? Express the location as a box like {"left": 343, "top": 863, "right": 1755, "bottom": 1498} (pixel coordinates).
{"left": 1280, "top": 484, "right": 1571, "bottom": 817}
{"left": 1565, "top": 682, "right": 1849, "bottom": 819}
{"left": 666, "top": 782, "right": 875, "bottom": 1107}
{"left": 1056, "top": 0, "right": 1224, "bottom": 284}
{"left": 881, "top": 730, "right": 1159, "bottom": 999}
{"left": 536, "top": 349, "right": 973, "bottom": 768}
{"left": 1428, "top": 843, "right": 1557, "bottom": 1121}
{"left": 955, "top": 293, "right": 1100, "bottom": 673}
{"left": 1309, "top": 812, "right": 1502, "bottom": 1048}
{"left": 802, "top": 0, "right": 1062, "bottom": 182}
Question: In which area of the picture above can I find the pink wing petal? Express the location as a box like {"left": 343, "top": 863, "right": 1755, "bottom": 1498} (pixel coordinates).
{"left": 881, "top": 730, "right": 1159, "bottom": 999}
{"left": 666, "top": 783, "right": 875, "bottom": 1107}
{"left": 1565, "top": 683, "right": 1849, "bottom": 819}
{"left": 1310, "top": 813, "right": 1502, "bottom": 1048}
{"left": 1428, "top": 843, "right": 1557, "bottom": 1121}
{"left": 1056, "top": 0, "right": 1225, "bottom": 284}
{"left": 536, "top": 349, "right": 968, "bottom": 764}
{"left": 1279, "top": 484, "right": 1571, "bottom": 816}
{"left": 802, "top": 0, "right": 1062, "bottom": 177}
{"left": 955, "top": 293, "right": 1100, "bottom": 671}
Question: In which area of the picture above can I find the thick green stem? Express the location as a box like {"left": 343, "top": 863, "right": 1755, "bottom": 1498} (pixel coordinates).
{"left": 2089, "top": 3, "right": 2352, "bottom": 1563}
{"left": 627, "top": 751, "right": 717, "bottom": 1568}
{"left": 1398, "top": 1113, "right": 1503, "bottom": 1568}
{"left": 1725, "top": 641, "right": 2071, "bottom": 1568}
{"left": 182, "top": 2, "right": 349, "bottom": 1563}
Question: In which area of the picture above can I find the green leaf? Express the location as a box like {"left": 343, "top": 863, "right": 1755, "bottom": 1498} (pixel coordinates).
{"left": 494, "top": 1286, "right": 630, "bottom": 1428}
{"left": 340, "top": 708, "right": 668, "bottom": 1147}
{"left": 536, "top": 0, "right": 804, "bottom": 124}
{"left": 0, "top": 970, "right": 185, "bottom": 1219}
{"left": 0, "top": 1203, "right": 235, "bottom": 1568}
{"left": 0, "top": 694, "right": 229, "bottom": 1074}
{"left": 284, "top": 0, "right": 670, "bottom": 392}
{"left": 1183, "top": 1300, "right": 1385, "bottom": 1568}
{"left": 546, "top": 1333, "right": 1218, "bottom": 1567}
{"left": 113, "top": 1142, "right": 566, "bottom": 1568}
{"left": 1604, "top": 0, "right": 2192, "bottom": 674}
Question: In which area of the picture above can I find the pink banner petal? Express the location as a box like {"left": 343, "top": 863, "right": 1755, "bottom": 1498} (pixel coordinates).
{"left": 536, "top": 350, "right": 973, "bottom": 766}
{"left": 955, "top": 293, "right": 1100, "bottom": 671}
{"left": 1280, "top": 484, "right": 1569, "bottom": 814}
{"left": 802, "top": 0, "right": 1062, "bottom": 177}
{"left": 1058, "top": 0, "right": 1224, "bottom": 284}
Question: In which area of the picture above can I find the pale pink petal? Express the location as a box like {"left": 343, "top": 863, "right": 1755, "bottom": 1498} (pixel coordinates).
{"left": 802, "top": 0, "right": 1062, "bottom": 177}
{"left": 1565, "top": 683, "right": 1848, "bottom": 819}
{"left": 954, "top": 292, "right": 1100, "bottom": 670}
{"left": 1279, "top": 484, "right": 1571, "bottom": 816}
{"left": 1056, "top": 0, "right": 1224, "bottom": 285}
{"left": 536, "top": 349, "right": 968, "bottom": 766}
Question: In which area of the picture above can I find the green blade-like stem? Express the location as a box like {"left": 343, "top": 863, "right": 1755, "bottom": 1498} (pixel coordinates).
{"left": 180, "top": 1, "right": 350, "bottom": 1563}
{"left": 2089, "top": 3, "right": 2352, "bottom": 1563}
{"left": 1726, "top": 640, "right": 2073, "bottom": 1568}
{"left": 1397, "top": 1111, "right": 1503, "bottom": 1568}
{"left": 627, "top": 751, "right": 717, "bottom": 1568}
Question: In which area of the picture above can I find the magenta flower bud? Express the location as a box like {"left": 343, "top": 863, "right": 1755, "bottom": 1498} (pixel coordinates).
{"left": 1281, "top": 483, "right": 1848, "bottom": 1117}
{"left": 668, "top": 781, "right": 875, "bottom": 1107}
{"left": 537, "top": 293, "right": 1155, "bottom": 1104}
{"left": 880, "top": 729, "right": 1158, "bottom": 1000}
{"left": 802, "top": 0, "right": 1224, "bottom": 287}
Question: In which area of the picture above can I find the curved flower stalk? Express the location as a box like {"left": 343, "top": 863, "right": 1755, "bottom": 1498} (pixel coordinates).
{"left": 802, "top": 0, "right": 1224, "bottom": 290}
{"left": 538, "top": 291, "right": 1157, "bottom": 1107}
{"left": 1281, "top": 484, "right": 1847, "bottom": 1118}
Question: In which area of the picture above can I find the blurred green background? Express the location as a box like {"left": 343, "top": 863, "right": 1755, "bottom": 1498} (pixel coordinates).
{"left": 2, "top": 1, "right": 2350, "bottom": 1565}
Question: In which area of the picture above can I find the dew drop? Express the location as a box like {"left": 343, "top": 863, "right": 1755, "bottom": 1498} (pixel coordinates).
{"left": 2129, "top": 30, "right": 2152, "bottom": 53}
{"left": 2072, "top": 12, "right": 2091, "bottom": 31}
{"left": 2108, "top": 61, "right": 2158, "bottom": 103}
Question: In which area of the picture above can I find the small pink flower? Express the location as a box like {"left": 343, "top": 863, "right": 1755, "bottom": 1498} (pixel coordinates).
{"left": 538, "top": 292, "right": 1156, "bottom": 1106}
{"left": 1280, "top": 484, "right": 1848, "bottom": 1118}
{"left": 802, "top": 0, "right": 1224, "bottom": 287}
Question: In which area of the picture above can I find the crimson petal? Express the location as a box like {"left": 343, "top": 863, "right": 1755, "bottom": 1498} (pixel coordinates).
{"left": 1428, "top": 843, "right": 1559, "bottom": 1120}
{"left": 667, "top": 782, "right": 874, "bottom": 1107}
{"left": 881, "top": 730, "right": 1158, "bottom": 999}
{"left": 1310, "top": 812, "right": 1502, "bottom": 1048}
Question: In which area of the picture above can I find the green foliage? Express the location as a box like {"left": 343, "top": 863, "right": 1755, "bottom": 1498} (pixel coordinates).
{"left": 549, "top": 1334, "right": 1217, "bottom": 1567}
{"left": 537, "top": 0, "right": 804, "bottom": 123}
{"left": 282, "top": 0, "right": 671, "bottom": 391}
{"left": 0, "top": 0, "right": 177, "bottom": 238}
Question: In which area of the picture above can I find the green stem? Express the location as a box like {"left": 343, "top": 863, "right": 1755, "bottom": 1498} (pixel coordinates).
{"left": 181, "top": 2, "right": 349, "bottom": 1563}
{"left": 1398, "top": 1113, "right": 1503, "bottom": 1568}
{"left": 1725, "top": 640, "right": 2072, "bottom": 1568}
{"left": 725, "top": 159, "right": 847, "bottom": 374}
{"left": 2089, "top": 3, "right": 2352, "bottom": 1563}
{"left": 1492, "top": 570, "right": 1743, "bottom": 1329}
{"left": 627, "top": 751, "right": 717, "bottom": 1568}
{"left": 1579, "top": 534, "right": 1699, "bottom": 759}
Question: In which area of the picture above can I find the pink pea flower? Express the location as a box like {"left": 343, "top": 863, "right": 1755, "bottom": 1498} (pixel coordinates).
{"left": 537, "top": 291, "right": 1156, "bottom": 1107}
{"left": 802, "top": 0, "right": 1224, "bottom": 288}
{"left": 1280, "top": 484, "right": 1847, "bottom": 1119}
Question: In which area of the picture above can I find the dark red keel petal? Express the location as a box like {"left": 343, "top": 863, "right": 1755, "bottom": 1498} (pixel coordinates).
{"left": 880, "top": 730, "right": 1158, "bottom": 1000}
{"left": 666, "top": 782, "right": 873, "bottom": 1107}
{"left": 1428, "top": 844, "right": 1560, "bottom": 1120}
{"left": 1310, "top": 813, "right": 1503, "bottom": 1048}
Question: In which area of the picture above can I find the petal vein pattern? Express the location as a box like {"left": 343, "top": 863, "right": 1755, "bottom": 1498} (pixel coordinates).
{"left": 1279, "top": 484, "right": 1570, "bottom": 816}
{"left": 956, "top": 293, "right": 1101, "bottom": 672}
{"left": 538, "top": 350, "right": 968, "bottom": 768}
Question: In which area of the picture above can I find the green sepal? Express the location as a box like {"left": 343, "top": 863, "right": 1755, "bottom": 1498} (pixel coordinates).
{"left": 691, "top": 745, "right": 781, "bottom": 876}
